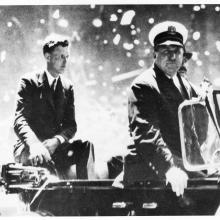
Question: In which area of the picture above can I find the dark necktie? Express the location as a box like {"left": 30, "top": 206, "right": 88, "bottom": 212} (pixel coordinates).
{"left": 52, "top": 78, "right": 61, "bottom": 109}
{"left": 169, "top": 77, "right": 187, "bottom": 99}
{"left": 51, "top": 79, "right": 57, "bottom": 91}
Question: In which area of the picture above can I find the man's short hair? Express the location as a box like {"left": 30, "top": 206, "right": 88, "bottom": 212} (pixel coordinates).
{"left": 43, "top": 34, "right": 69, "bottom": 55}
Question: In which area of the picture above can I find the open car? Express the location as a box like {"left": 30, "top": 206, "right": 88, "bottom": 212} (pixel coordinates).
{"left": 1, "top": 90, "right": 220, "bottom": 216}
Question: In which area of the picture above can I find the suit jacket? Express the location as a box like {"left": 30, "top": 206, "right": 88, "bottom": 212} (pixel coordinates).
{"left": 13, "top": 71, "right": 77, "bottom": 159}
{"left": 124, "top": 64, "right": 198, "bottom": 184}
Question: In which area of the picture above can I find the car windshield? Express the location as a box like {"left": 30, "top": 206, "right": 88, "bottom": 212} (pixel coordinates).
{"left": 178, "top": 94, "right": 220, "bottom": 174}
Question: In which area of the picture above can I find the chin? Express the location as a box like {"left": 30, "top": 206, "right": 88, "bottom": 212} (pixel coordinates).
{"left": 166, "top": 71, "right": 176, "bottom": 77}
{"left": 59, "top": 69, "right": 65, "bottom": 74}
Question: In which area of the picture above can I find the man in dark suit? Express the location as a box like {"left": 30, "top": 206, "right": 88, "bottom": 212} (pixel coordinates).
{"left": 13, "top": 35, "right": 95, "bottom": 179}
{"left": 124, "top": 21, "right": 205, "bottom": 197}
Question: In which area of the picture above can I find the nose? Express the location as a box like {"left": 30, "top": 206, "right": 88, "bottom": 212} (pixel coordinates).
{"left": 169, "top": 52, "right": 176, "bottom": 60}
{"left": 63, "top": 57, "right": 67, "bottom": 65}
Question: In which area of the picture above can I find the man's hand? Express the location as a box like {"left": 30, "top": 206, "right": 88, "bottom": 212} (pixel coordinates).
{"left": 165, "top": 166, "right": 188, "bottom": 197}
{"left": 43, "top": 137, "right": 60, "bottom": 155}
{"left": 29, "top": 142, "right": 52, "bottom": 166}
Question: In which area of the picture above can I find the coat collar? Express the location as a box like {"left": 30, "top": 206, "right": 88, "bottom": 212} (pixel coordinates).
{"left": 37, "top": 71, "right": 48, "bottom": 88}
{"left": 153, "top": 64, "right": 191, "bottom": 99}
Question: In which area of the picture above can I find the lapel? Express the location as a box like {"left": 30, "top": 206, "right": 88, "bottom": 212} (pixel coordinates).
{"left": 38, "top": 71, "right": 55, "bottom": 111}
{"left": 177, "top": 74, "right": 191, "bottom": 100}
{"left": 154, "top": 65, "right": 184, "bottom": 103}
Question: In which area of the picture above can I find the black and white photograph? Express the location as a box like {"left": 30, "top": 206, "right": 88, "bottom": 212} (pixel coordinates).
{"left": 0, "top": 0, "right": 220, "bottom": 216}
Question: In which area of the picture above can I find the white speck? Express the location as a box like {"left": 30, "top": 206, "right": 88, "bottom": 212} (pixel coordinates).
{"left": 98, "top": 65, "right": 103, "bottom": 71}
{"left": 1, "top": 50, "right": 6, "bottom": 63}
{"left": 144, "top": 48, "right": 150, "bottom": 55}
{"left": 130, "top": 24, "right": 135, "bottom": 29}
{"left": 40, "top": 19, "right": 45, "bottom": 24}
{"left": 72, "top": 31, "right": 81, "bottom": 41}
{"left": 110, "top": 14, "right": 118, "bottom": 22}
{"left": 102, "top": 82, "right": 107, "bottom": 87}
{"left": 67, "top": 150, "right": 74, "bottom": 157}
{"left": 126, "top": 52, "right": 131, "bottom": 57}
{"left": 201, "top": 4, "right": 206, "bottom": 9}
{"left": 116, "top": 67, "right": 120, "bottom": 72}
{"left": 134, "top": 39, "right": 140, "bottom": 45}
{"left": 131, "top": 30, "right": 137, "bottom": 35}
{"left": 216, "top": 41, "right": 220, "bottom": 52}
{"left": 192, "top": 51, "right": 198, "bottom": 60}
{"left": 215, "top": 6, "right": 220, "bottom": 12}
{"left": 57, "top": 18, "right": 68, "bottom": 28}
{"left": 138, "top": 60, "right": 145, "bottom": 67}
{"left": 123, "top": 43, "right": 134, "bottom": 50}
{"left": 136, "top": 28, "right": 141, "bottom": 33}
{"left": 103, "top": 40, "right": 108, "bottom": 44}
{"left": 148, "top": 18, "right": 154, "bottom": 24}
{"left": 112, "top": 28, "right": 117, "bottom": 33}
{"left": 117, "top": 9, "right": 123, "bottom": 13}
{"left": 196, "top": 60, "right": 202, "bottom": 66}
{"left": 90, "top": 4, "right": 95, "bottom": 9}
{"left": 113, "top": 34, "right": 121, "bottom": 45}
{"left": 193, "top": 6, "right": 200, "bottom": 11}
{"left": 53, "top": 9, "right": 60, "bottom": 19}
{"left": 120, "top": 10, "right": 136, "bottom": 25}
{"left": 7, "top": 22, "right": 12, "bottom": 27}
{"left": 92, "top": 18, "right": 102, "bottom": 28}
{"left": 204, "top": 51, "right": 210, "bottom": 56}
{"left": 193, "top": 31, "right": 200, "bottom": 40}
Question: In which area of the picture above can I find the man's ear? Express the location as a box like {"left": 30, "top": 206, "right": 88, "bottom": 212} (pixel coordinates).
{"left": 153, "top": 51, "right": 157, "bottom": 59}
{"left": 44, "top": 52, "right": 51, "bottom": 62}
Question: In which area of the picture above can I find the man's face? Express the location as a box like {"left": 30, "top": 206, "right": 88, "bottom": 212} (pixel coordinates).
{"left": 154, "top": 45, "right": 184, "bottom": 77}
{"left": 46, "top": 45, "right": 69, "bottom": 75}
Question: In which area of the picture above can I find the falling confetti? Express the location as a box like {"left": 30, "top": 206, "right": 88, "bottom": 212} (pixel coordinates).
{"left": 110, "top": 14, "right": 118, "bottom": 22}
{"left": 113, "top": 34, "right": 121, "bottom": 45}
{"left": 120, "top": 10, "right": 136, "bottom": 26}
{"left": 92, "top": 18, "right": 102, "bottom": 27}
{"left": 193, "top": 31, "right": 201, "bottom": 40}
{"left": 57, "top": 18, "right": 68, "bottom": 28}
{"left": 123, "top": 43, "right": 134, "bottom": 50}
{"left": 0, "top": 51, "right": 6, "bottom": 63}
{"left": 53, "top": 9, "right": 60, "bottom": 19}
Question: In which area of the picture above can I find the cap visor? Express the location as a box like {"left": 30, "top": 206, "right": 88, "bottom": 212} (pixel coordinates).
{"left": 157, "top": 40, "right": 183, "bottom": 47}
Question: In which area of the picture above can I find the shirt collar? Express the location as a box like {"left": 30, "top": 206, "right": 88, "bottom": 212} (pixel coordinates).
{"left": 45, "top": 70, "right": 59, "bottom": 87}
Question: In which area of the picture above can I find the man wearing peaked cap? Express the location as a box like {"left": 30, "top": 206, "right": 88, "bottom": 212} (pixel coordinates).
{"left": 148, "top": 21, "right": 188, "bottom": 48}
{"left": 124, "top": 21, "right": 206, "bottom": 202}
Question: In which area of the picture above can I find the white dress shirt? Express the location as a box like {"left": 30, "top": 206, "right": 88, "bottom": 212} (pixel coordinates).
{"left": 45, "top": 70, "right": 59, "bottom": 90}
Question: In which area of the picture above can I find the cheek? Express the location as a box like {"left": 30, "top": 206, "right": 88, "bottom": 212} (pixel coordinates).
{"left": 177, "top": 55, "right": 184, "bottom": 65}
{"left": 158, "top": 56, "right": 167, "bottom": 65}
{"left": 53, "top": 59, "right": 62, "bottom": 67}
